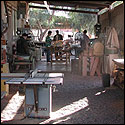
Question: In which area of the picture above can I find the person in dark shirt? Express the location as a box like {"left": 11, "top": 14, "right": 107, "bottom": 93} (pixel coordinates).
{"left": 15, "top": 33, "right": 30, "bottom": 70}
{"left": 53, "top": 30, "right": 63, "bottom": 41}
{"left": 53, "top": 30, "right": 63, "bottom": 60}
{"left": 16, "top": 33, "right": 29, "bottom": 56}
{"left": 82, "top": 30, "right": 90, "bottom": 50}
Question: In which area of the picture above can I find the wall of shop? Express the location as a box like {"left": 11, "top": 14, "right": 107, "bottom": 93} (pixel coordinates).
{"left": 99, "top": 3, "right": 124, "bottom": 53}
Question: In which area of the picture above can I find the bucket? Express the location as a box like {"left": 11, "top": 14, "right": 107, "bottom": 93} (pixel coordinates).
{"left": 71, "top": 59, "right": 82, "bottom": 75}
{"left": 102, "top": 73, "right": 110, "bottom": 87}
{"left": 35, "top": 48, "right": 42, "bottom": 61}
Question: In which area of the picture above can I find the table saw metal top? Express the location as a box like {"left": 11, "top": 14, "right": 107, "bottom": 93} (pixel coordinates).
{"left": 4, "top": 69, "right": 64, "bottom": 85}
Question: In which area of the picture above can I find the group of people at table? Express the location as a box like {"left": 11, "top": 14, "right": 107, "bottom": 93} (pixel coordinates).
{"left": 45, "top": 30, "right": 63, "bottom": 62}
{"left": 45, "top": 30, "right": 90, "bottom": 62}
{"left": 16, "top": 29, "right": 90, "bottom": 63}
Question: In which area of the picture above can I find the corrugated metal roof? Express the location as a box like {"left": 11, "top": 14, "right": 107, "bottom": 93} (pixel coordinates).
{"left": 28, "top": 1, "right": 115, "bottom": 14}
{"left": 28, "top": 1, "right": 115, "bottom": 10}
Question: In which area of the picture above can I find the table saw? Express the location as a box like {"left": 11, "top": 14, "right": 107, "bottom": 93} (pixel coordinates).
{"left": 4, "top": 69, "right": 64, "bottom": 118}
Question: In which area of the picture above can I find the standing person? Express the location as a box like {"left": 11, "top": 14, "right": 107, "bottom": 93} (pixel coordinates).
{"left": 75, "top": 30, "right": 90, "bottom": 58}
{"left": 53, "top": 30, "right": 63, "bottom": 60}
{"left": 45, "top": 31, "right": 52, "bottom": 62}
{"left": 53, "top": 30, "right": 63, "bottom": 41}
{"left": 82, "top": 30, "right": 90, "bottom": 51}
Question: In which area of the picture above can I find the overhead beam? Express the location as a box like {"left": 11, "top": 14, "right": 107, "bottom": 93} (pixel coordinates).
{"left": 29, "top": 5, "right": 98, "bottom": 14}
{"left": 69, "top": 1, "right": 112, "bottom": 6}
{"left": 50, "top": 1, "right": 110, "bottom": 7}
{"left": 43, "top": 1, "right": 51, "bottom": 15}
{"left": 46, "top": 1, "right": 110, "bottom": 10}
{"left": 28, "top": 1, "right": 114, "bottom": 10}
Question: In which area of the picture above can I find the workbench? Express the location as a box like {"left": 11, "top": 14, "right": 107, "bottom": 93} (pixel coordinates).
{"left": 112, "top": 59, "right": 124, "bottom": 68}
{"left": 112, "top": 59, "right": 124, "bottom": 89}
{"left": 78, "top": 41, "right": 104, "bottom": 76}
{"left": 79, "top": 53, "right": 102, "bottom": 76}
{"left": 4, "top": 69, "right": 64, "bottom": 118}
{"left": 50, "top": 46, "right": 71, "bottom": 65}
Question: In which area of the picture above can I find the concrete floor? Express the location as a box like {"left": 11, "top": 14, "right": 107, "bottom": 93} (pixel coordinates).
{"left": 1, "top": 54, "right": 124, "bottom": 124}
{"left": 13, "top": 53, "right": 74, "bottom": 73}
{"left": 35, "top": 53, "right": 75, "bottom": 73}
{"left": 1, "top": 73, "right": 124, "bottom": 124}
{"left": 36, "top": 61, "right": 71, "bottom": 73}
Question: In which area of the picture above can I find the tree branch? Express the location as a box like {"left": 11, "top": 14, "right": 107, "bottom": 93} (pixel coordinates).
{"left": 36, "top": 10, "right": 55, "bottom": 42}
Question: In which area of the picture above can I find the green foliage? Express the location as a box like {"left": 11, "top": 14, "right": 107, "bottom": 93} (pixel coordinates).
{"left": 69, "top": 12, "right": 96, "bottom": 34}
{"left": 29, "top": 1, "right": 123, "bottom": 33}
{"left": 29, "top": 9, "right": 50, "bottom": 28}
{"left": 29, "top": 8, "right": 97, "bottom": 34}
{"left": 29, "top": 8, "right": 70, "bottom": 29}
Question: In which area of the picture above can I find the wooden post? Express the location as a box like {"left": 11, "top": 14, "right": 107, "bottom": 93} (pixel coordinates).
{"left": 82, "top": 56, "right": 88, "bottom": 76}
{"left": 66, "top": 52, "right": 68, "bottom": 65}
{"left": 96, "top": 59, "right": 101, "bottom": 76}
{"left": 1, "top": 63, "right": 10, "bottom": 95}
{"left": 79, "top": 53, "right": 82, "bottom": 74}
{"left": 90, "top": 56, "right": 95, "bottom": 71}
{"left": 90, "top": 57, "right": 100, "bottom": 76}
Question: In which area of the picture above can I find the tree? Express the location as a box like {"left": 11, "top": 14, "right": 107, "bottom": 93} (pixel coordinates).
{"left": 69, "top": 12, "right": 97, "bottom": 34}
{"left": 29, "top": 8, "right": 97, "bottom": 38}
{"left": 29, "top": 8, "right": 55, "bottom": 42}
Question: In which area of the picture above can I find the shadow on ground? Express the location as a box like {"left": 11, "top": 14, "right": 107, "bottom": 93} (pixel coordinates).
{"left": 1, "top": 73, "right": 124, "bottom": 124}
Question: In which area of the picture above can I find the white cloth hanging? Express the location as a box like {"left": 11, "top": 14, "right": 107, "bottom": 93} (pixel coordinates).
{"left": 104, "top": 27, "right": 120, "bottom": 76}
{"left": 106, "top": 27, "right": 120, "bottom": 49}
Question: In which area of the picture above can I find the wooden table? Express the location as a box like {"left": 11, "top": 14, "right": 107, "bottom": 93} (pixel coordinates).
{"left": 112, "top": 59, "right": 124, "bottom": 68}
{"left": 50, "top": 46, "right": 71, "bottom": 65}
{"left": 112, "top": 59, "right": 124, "bottom": 89}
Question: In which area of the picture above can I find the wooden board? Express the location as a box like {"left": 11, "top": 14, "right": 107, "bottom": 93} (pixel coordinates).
{"left": 1, "top": 80, "right": 9, "bottom": 95}
{"left": 1, "top": 63, "right": 10, "bottom": 73}
{"left": 82, "top": 56, "right": 87, "bottom": 76}
{"left": 90, "top": 57, "right": 99, "bottom": 76}
{"left": 1, "top": 63, "right": 10, "bottom": 95}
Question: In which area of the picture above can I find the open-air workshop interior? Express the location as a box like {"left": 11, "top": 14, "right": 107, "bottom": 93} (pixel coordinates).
{"left": 1, "top": 1, "right": 124, "bottom": 124}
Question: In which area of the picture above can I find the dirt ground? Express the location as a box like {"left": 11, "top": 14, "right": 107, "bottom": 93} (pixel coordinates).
{"left": 1, "top": 73, "right": 124, "bottom": 124}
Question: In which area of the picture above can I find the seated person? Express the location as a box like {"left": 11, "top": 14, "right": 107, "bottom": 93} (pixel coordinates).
{"left": 25, "top": 21, "right": 30, "bottom": 28}
{"left": 16, "top": 33, "right": 30, "bottom": 70}
{"left": 16, "top": 33, "right": 29, "bottom": 56}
